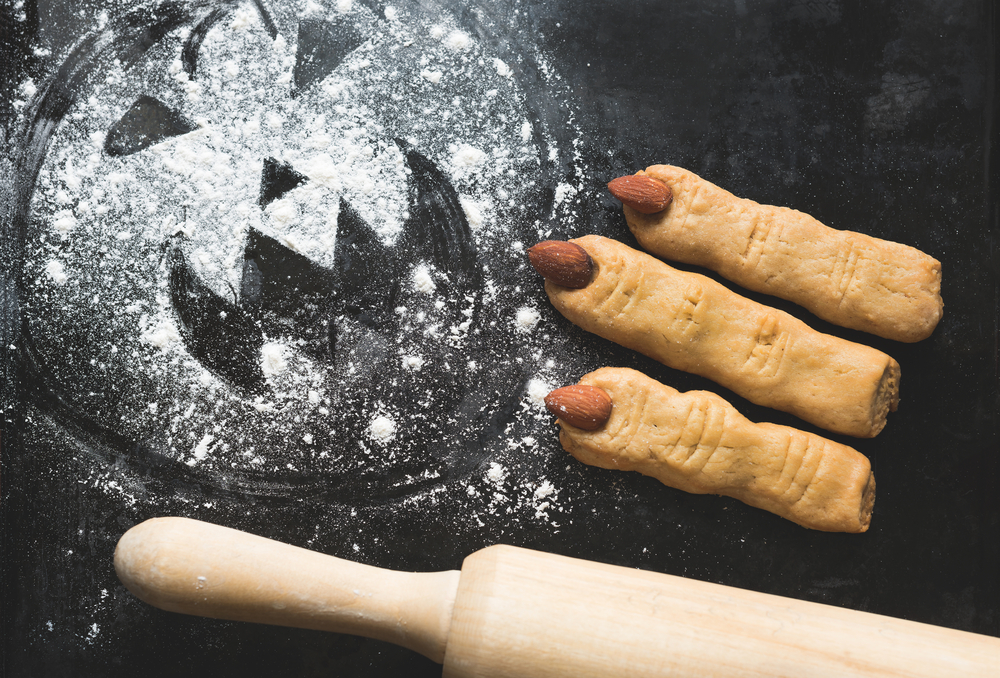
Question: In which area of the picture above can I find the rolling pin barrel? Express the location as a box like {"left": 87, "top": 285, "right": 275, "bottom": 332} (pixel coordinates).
{"left": 115, "top": 518, "right": 1000, "bottom": 678}
{"left": 444, "top": 545, "right": 1000, "bottom": 677}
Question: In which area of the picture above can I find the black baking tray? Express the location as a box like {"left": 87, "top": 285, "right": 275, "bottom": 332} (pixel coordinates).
{"left": 2, "top": 1, "right": 997, "bottom": 676}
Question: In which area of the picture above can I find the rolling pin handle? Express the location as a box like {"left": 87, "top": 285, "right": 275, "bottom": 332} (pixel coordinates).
{"left": 114, "top": 517, "right": 460, "bottom": 663}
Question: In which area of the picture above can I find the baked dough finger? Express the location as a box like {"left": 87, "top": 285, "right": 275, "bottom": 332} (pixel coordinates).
{"left": 547, "top": 367, "right": 876, "bottom": 533}
{"left": 612, "top": 165, "right": 943, "bottom": 343}
{"left": 533, "top": 235, "right": 899, "bottom": 438}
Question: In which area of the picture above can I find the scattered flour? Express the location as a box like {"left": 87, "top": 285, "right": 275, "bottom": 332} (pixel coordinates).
{"left": 486, "top": 461, "right": 508, "bottom": 485}
{"left": 420, "top": 68, "right": 443, "bottom": 84}
{"left": 52, "top": 211, "right": 77, "bottom": 237}
{"left": 553, "top": 182, "right": 578, "bottom": 206}
{"left": 45, "top": 260, "right": 68, "bottom": 284}
{"left": 452, "top": 144, "right": 487, "bottom": 169}
{"left": 264, "top": 198, "right": 297, "bottom": 226}
{"left": 260, "top": 342, "right": 289, "bottom": 377}
{"left": 531, "top": 479, "right": 558, "bottom": 519}
{"left": 515, "top": 306, "right": 541, "bottom": 332}
{"left": 369, "top": 415, "right": 397, "bottom": 443}
{"left": 402, "top": 354, "right": 424, "bottom": 371}
{"left": 459, "top": 196, "right": 484, "bottom": 228}
{"left": 188, "top": 434, "right": 215, "bottom": 465}
{"left": 493, "top": 58, "right": 513, "bottom": 78}
{"left": 411, "top": 265, "right": 436, "bottom": 294}
{"left": 526, "top": 378, "right": 552, "bottom": 407}
{"left": 139, "top": 319, "right": 181, "bottom": 349}
{"left": 444, "top": 30, "right": 472, "bottom": 51}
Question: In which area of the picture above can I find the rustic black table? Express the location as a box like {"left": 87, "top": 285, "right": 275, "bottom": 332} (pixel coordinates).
{"left": 3, "top": 1, "right": 997, "bottom": 675}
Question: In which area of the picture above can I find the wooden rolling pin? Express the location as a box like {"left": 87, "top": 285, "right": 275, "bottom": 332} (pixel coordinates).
{"left": 115, "top": 517, "right": 999, "bottom": 677}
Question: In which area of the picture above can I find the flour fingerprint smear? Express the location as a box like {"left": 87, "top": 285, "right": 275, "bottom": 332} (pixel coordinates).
{"left": 15, "top": 0, "right": 587, "bottom": 521}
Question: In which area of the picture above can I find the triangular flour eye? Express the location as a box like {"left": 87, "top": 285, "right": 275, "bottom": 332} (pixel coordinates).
{"left": 103, "top": 96, "right": 197, "bottom": 156}
{"left": 293, "top": 18, "right": 363, "bottom": 95}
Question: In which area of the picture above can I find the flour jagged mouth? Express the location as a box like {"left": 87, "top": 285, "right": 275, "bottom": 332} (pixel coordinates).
{"left": 167, "top": 141, "right": 484, "bottom": 396}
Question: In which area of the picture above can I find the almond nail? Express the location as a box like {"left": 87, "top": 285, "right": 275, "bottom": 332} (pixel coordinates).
{"left": 528, "top": 240, "right": 594, "bottom": 289}
{"left": 544, "top": 384, "right": 613, "bottom": 430}
{"left": 608, "top": 174, "right": 672, "bottom": 214}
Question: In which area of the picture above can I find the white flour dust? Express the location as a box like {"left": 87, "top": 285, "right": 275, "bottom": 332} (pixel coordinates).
{"left": 13, "top": 0, "right": 592, "bottom": 532}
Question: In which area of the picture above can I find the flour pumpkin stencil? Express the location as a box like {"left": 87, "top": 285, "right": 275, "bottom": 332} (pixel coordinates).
{"left": 8, "top": 0, "right": 571, "bottom": 505}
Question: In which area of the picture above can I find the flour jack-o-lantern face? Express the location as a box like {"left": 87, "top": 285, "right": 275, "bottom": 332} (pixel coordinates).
{"left": 16, "top": 0, "right": 569, "bottom": 504}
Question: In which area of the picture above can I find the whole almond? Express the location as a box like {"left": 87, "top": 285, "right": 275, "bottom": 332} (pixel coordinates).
{"left": 607, "top": 174, "right": 673, "bottom": 214}
{"left": 544, "top": 384, "right": 613, "bottom": 430}
{"left": 527, "top": 240, "right": 594, "bottom": 288}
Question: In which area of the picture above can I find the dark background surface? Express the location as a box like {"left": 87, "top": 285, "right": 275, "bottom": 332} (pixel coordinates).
{"left": 2, "top": 0, "right": 998, "bottom": 676}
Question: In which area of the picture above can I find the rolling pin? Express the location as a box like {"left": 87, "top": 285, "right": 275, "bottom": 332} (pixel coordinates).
{"left": 114, "top": 517, "right": 1000, "bottom": 677}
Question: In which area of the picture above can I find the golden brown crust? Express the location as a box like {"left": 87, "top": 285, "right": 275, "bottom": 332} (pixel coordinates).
{"left": 624, "top": 165, "right": 943, "bottom": 343}
{"left": 558, "top": 367, "right": 875, "bottom": 533}
{"left": 545, "top": 235, "right": 899, "bottom": 438}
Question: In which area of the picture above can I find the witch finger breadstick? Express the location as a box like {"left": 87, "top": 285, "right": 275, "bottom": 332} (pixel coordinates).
{"left": 608, "top": 166, "right": 943, "bottom": 343}
{"left": 546, "top": 367, "right": 875, "bottom": 533}
{"left": 529, "top": 235, "right": 899, "bottom": 438}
